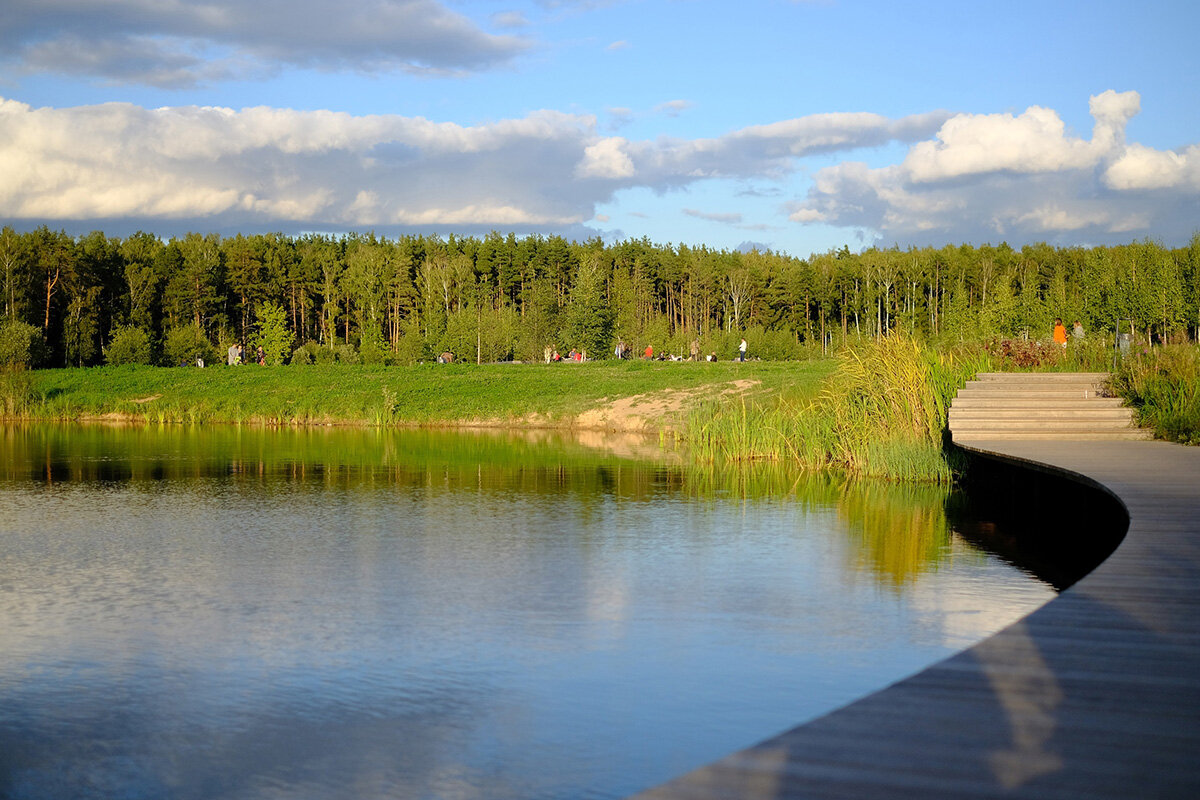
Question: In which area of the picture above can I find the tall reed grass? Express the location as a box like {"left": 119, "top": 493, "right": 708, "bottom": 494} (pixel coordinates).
{"left": 1110, "top": 344, "right": 1200, "bottom": 444}
{"left": 686, "top": 335, "right": 988, "bottom": 481}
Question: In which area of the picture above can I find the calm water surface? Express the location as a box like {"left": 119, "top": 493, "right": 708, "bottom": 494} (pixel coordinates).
{"left": 0, "top": 425, "right": 1055, "bottom": 799}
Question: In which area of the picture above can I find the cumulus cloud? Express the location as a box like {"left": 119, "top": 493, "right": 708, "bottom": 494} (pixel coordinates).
{"left": 683, "top": 209, "right": 744, "bottom": 224}
{"left": 0, "top": 0, "right": 530, "bottom": 86}
{"left": 654, "top": 100, "right": 694, "bottom": 117}
{"left": 0, "top": 96, "right": 944, "bottom": 234}
{"left": 790, "top": 90, "right": 1200, "bottom": 246}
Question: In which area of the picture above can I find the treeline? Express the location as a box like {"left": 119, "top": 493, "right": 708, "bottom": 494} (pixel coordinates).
{"left": 1, "top": 226, "right": 1198, "bottom": 367}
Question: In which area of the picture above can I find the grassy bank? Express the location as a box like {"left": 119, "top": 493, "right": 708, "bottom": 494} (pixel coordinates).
{"left": 1, "top": 359, "right": 835, "bottom": 430}
{"left": 9, "top": 336, "right": 1192, "bottom": 482}
{"left": 0, "top": 341, "right": 990, "bottom": 482}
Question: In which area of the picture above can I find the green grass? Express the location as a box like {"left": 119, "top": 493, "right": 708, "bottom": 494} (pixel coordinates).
{"left": 685, "top": 335, "right": 987, "bottom": 482}
{"left": 1110, "top": 344, "right": 1200, "bottom": 445}
{"left": 9, "top": 359, "right": 836, "bottom": 430}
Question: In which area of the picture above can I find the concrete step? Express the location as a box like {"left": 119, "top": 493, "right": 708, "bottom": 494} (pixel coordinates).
{"left": 951, "top": 397, "right": 1127, "bottom": 409}
{"left": 949, "top": 371, "right": 1150, "bottom": 442}
{"left": 960, "top": 382, "right": 1107, "bottom": 395}
{"left": 950, "top": 409, "right": 1135, "bottom": 422}
{"left": 957, "top": 390, "right": 1112, "bottom": 402}
{"left": 950, "top": 418, "right": 1140, "bottom": 431}
{"left": 953, "top": 430, "right": 1154, "bottom": 441}
{"left": 974, "top": 372, "right": 1110, "bottom": 382}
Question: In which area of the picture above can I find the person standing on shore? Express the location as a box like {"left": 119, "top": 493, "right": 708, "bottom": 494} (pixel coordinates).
{"left": 738, "top": 337, "right": 747, "bottom": 362}
{"left": 1053, "top": 319, "right": 1068, "bottom": 348}
{"left": 1073, "top": 320, "right": 1085, "bottom": 340}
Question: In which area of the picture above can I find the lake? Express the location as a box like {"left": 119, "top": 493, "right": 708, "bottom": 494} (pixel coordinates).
{"left": 0, "top": 424, "right": 1055, "bottom": 799}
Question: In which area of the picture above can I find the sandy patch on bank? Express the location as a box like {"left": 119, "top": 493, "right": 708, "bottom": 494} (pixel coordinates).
{"left": 574, "top": 379, "right": 760, "bottom": 433}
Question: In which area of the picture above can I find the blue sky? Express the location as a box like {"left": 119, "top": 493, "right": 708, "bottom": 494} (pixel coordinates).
{"left": 2, "top": 0, "right": 1198, "bottom": 257}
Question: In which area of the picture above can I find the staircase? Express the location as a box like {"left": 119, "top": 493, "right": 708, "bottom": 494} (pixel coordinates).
{"left": 949, "top": 372, "right": 1151, "bottom": 442}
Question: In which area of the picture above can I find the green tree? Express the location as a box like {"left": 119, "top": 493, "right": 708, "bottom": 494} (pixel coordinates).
{"left": 0, "top": 226, "right": 29, "bottom": 321}
{"left": 121, "top": 232, "right": 164, "bottom": 331}
{"left": 561, "top": 255, "right": 614, "bottom": 357}
{"left": 0, "top": 318, "right": 44, "bottom": 367}
{"left": 105, "top": 325, "right": 154, "bottom": 366}
{"left": 163, "top": 324, "right": 216, "bottom": 367}
{"left": 167, "top": 233, "right": 223, "bottom": 332}
{"left": 251, "top": 301, "right": 293, "bottom": 365}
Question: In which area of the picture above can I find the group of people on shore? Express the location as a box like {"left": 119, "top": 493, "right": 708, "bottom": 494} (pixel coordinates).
{"left": 609, "top": 337, "right": 749, "bottom": 362}
{"left": 226, "top": 343, "right": 266, "bottom": 366}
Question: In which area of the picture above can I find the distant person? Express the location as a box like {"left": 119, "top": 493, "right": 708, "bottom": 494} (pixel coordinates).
{"left": 256, "top": 345, "right": 266, "bottom": 365}
{"left": 738, "top": 337, "right": 747, "bottom": 362}
{"left": 551, "top": 350, "right": 562, "bottom": 362}
{"left": 438, "top": 352, "right": 455, "bottom": 363}
{"left": 1053, "top": 318, "right": 1068, "bottom": 348}
{"left": 196, "top": 356, "right": 205, "bottom": 368}
{"left": 644, "top": 344, "right": 653, "bottom": 359}
{"left": 1073, "top": 320, "right": 1085, "bottom": 340}
{"left": 690, "top": 338, "right": 700, "bottom": 361}
{"left": 227, "top": 343, "right": 242, "bottom": 366}
{"left": 544, "top": 345, "right": 553, "bottom": 363}
{"left": 614, "top": 340, "right": 626, "bottom": 359}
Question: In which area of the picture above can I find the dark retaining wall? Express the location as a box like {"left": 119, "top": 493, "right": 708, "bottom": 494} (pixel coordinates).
{"left": 950, "top": 445, "right": 1130, "bottom": 590}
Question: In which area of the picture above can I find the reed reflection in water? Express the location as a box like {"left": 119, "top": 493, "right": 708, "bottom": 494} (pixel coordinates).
{"left": 0, "top": 424, "right": 1055, "bottom": 800}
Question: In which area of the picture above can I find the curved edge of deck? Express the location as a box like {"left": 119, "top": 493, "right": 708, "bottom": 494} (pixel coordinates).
{"left": 631, "top": 440, "right": 1200, "bottom": 799}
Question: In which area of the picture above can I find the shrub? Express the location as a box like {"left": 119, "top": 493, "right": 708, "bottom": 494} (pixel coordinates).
{"left": 251, "top": 301, "right": 293, "bottom": 366}
{"left": 0, "top": 318, "right": 45, "bottom": 368}
{"left": 985, "top": 337, "right": 1063, "bottom": 369}
{"left": 358, "top": 323, "right": 390, "bottom": 365}
{"left": 163, "top": 325, "right": 217, "bottom": 367}
{"left": 105, "top": 325, "right": 155, "bottom": 366}
{"left": 1111, "top": 344, "right": 1200, "bottom": 444}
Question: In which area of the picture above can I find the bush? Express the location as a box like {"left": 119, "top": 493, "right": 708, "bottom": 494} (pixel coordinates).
{"left": 251, "top": 301, "right": 293, "bottom": 366}
{"left": 163, "top": 325, "right": 218, "bottom": 367}
{"left": 985, "top": 337, "right": 1064, "bottom": 369}
{"left": 0, "top": 318, "right": 45, "bottom": 368}
{"left": 358, "top": 323, "right": 390, "bottom": 365}
{"left": 393, "top": 329, "right": 431, "bottom": 365}
{"left": 105, "top": 325, "right": 155, "bottom": 366}
{"left": 1111, "top": 344, "right": 1200, "bottom": 444}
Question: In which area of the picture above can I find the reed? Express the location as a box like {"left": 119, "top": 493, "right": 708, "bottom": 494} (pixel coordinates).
{"left": 685, "top": 334, "right": 986, "bottom": 481}
{"left": 1110, "top": 344, "right": 1200, "bottom": 444}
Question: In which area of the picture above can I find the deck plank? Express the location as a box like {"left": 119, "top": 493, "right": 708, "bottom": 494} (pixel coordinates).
{"left": 632, "top": 441, "right": 1200, "bottom": 799}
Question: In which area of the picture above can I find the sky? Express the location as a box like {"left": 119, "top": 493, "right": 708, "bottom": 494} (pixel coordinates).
{"left": 1, "top": 0, "right": 1198, "bottom": 258}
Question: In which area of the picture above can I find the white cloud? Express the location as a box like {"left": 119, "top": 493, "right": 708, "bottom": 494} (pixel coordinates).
{"left": 0, "top": 0, "right": 530, "bottom": 87}
{"left": 902, "top": 106, "right": 1095, "bottom": 182}
{"left": 683, "top": 209, "right": 744, "bottom": 224}
{"left": 654, "top": 100, "right": 693, "bottom": 117}
{"left": 0, "top": 96, "right": 944, "bottom": 234}
{"left": 1103, "top": 144, "right": 1199, "bottom": 190}
{"left": 575, "top": 137, "right": 636, "bottom": 179}
{"left": 790, "top": 90, "right": 1200, "bottom": 247}
{"left": 491, "top": 11, "right": 529, "bottom": 28}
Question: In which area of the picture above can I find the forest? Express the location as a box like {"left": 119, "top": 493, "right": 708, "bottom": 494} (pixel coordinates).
{"left": 1, "top": 225, "right": 1198, "bottom": 368}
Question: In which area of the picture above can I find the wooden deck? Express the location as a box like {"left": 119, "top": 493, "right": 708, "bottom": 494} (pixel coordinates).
{"left": 632, "top": 440, "right": 1200, "bottom": 799}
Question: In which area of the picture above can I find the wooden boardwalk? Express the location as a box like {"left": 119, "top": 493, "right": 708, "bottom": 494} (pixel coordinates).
{"left": 632, "top": 440, "right": 1200, "bottom": 799}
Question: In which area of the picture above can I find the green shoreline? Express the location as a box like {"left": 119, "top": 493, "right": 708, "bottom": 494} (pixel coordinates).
{"left": 1, "top": 337, "right": 974, "bottom": 482}
{"left": 3, "top": 359, "right": 835, "bottom": 431}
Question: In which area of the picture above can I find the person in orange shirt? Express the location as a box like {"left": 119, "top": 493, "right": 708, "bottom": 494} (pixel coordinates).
{"left": 1053, "top": 318, "right": 1068, "bottom": 347}
{"left": 644, "top": 344, "right": 653, "bottom": 359}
